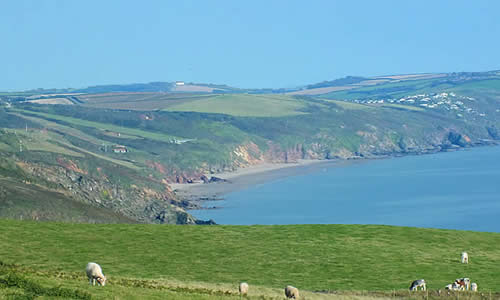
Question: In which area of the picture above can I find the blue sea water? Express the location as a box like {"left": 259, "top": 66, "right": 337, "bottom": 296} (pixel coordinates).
{"left": 190, "top": 146, "right": 500, "bottom": 232}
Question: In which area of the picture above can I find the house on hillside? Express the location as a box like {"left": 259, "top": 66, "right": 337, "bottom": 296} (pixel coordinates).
{"left": 112, "top": 145, "right": 128, "bottom": 153}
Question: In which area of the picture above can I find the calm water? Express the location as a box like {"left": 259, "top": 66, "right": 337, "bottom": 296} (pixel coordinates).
{"left": 191, "top": 146, "right": 500, "bottom": 232}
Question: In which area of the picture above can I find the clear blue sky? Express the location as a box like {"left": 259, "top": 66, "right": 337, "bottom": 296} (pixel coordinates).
{"left": 1, "top": 0, "right": 499, "bottom": 90}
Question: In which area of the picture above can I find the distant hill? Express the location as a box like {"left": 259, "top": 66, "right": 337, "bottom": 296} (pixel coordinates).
{"left": 306, "top": 75, "right": 367, "bottom": 89}
{"left": 19, "top": 81, "right": 242, "bottom": 95}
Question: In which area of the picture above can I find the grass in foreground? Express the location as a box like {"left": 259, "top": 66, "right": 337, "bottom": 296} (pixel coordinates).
{"left": 1, "top": 219, "right": 500, "bottom": 297}
{"left": 1, "top": 262, "right": 493, "bottom": 300}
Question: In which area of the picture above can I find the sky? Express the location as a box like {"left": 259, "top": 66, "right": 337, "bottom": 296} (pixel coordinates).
{"left": 1, "top": 0, "right": 500, "bottom": 91}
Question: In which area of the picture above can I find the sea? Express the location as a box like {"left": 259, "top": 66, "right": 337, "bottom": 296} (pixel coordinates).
{"left": 190, "top": 146, "right": 500, "bottom": 232}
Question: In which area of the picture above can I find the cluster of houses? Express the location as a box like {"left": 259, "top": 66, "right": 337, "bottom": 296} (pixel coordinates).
{"left": 349, "top": 92, "right": 487, "bottom": 119}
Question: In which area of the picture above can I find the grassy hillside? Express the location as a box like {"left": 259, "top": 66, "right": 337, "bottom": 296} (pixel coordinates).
{"left": 0, "top": 177, "right": 136, "bottom": 224}
{"left": 0, "top": 220, "right": 499, "bottom": 299}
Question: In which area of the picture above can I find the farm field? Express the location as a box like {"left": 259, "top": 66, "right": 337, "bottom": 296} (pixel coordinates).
{"left": 322, "top": 74, "right": 500, "bottom": 101}
{"left": 1, "top": 219, "right": 499, "bottom": 299}
{"left": 77, "top": 92, "right": 213, "bottom": 111}
{"left": 10, "top": 108, "right": 187, "bottom": 143}
{"left": 162, "top": 94, "right": 309, "bottom": 117}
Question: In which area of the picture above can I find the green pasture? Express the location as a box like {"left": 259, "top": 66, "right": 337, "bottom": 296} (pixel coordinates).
{"left": 79, "top": 92, "right": 213, "bottom": 111}
{"left": 448, "top": 79, "right": 500, "bottom": 93}
{"left": 1, "top": 219, "right": 499, "bottom": 297}
{"left": 163, "top": 94, "right": 308, "bottom": 117}
{"left": 3, "top": 128, "right": 84, "bottom": 158}
{"left": 322, "top": 78, "right": 453, "bottom": 100}
{"left": 1, "top": 127, "right": 139, "bottom": 170}
{"left": 4, "top": 264, "right": 463, "bottom": 300}
{"left": 9, "top": 111, "right": 108, "bottom": 146}
{"left": 10, "top": 108, "right": 188, "bottom": 143}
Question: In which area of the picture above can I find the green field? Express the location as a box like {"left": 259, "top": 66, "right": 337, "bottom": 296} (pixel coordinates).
{"left": 163, "top": 94, "right": 308, "bottom": 117}
{"left": 11, "top": 108, "right": 187, "bottom": 143}
{"left": 2, "top": 127, "right": 140, "bottom": 170}
{"left": 1, "top": 219, "right": 499, "bottom": 299}
{"left": 79, "top": 92, "right": 214, "bottom": 111}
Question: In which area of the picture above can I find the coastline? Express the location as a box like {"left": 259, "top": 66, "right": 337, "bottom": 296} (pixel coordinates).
{"left": 173, "top": 142, "right": 500, "bottom": 213}
{"left": 172, "top": 158, "right": 364, "bottom": 206}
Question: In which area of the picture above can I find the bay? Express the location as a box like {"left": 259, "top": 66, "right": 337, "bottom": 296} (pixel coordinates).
{"left": 190, "top": 146, "right": 500, "bottom": 232}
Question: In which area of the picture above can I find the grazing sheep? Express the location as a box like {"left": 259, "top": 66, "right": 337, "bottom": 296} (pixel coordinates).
{"left": 455, "top": 277, "right": 471, "bottom": 291}
{"left": 471, "top": 282, "right": 478, "bottom": 291}
{"left": 85, "top": 262, "right": 106, "bottom": 286}
{"left": 461, "top": 251, "right": 469, "bottom": 264}
{"left": 285, "top": 285, "right": 299, "bottom": 299}
{"left": 409, "top": 279, "right": 426, "bottom": 291}
{"left": 239, "top": 282, "right": 249, "bottom": 295}
{"left": 445, "top": 282, "right": 461, "bottom": 291}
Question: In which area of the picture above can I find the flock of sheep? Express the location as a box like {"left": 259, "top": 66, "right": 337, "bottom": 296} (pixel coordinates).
{"left": 238, "top": 282, "right": 299, "bottom": 299}
{"left": 85, "top": 251, "right": 478, "bottom": 299}
{"left": 85, "top": 262, "right": 300, "bottom": 298}
{"left": 409, "top": 252, "right": 479, "bottom": 293}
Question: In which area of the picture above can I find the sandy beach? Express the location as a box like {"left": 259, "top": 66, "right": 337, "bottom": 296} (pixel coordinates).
{"left": 171, "top": 159, "right": 360, "bottom": 204}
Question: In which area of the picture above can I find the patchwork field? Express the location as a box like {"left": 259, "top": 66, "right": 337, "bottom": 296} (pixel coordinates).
{"left": 77, "top": 92, "right": 213, "bottom": 111}
{"left": 371, "top": 74, "right": 447, "bottom": 81}
{"left": 0, "top": 220, "right": 499, "bottom": 299}
{"left": 27, "top": 97, "right": 74, "bottom": 105}
{"left": 163, "top": 94, "right": 308, "bottom": 117}
{"left": 73, "top": 92, "right": 310, "bottom": 117}
{"left": 11, "top": 108, "right": 187, "bottom": 143}
{"left": 288, "top": 86, "right": 358, "bottom": 95}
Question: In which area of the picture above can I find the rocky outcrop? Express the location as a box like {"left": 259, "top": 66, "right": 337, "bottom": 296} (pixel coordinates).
{"left": 15, "top": 159, "right": 192, "bottom": 224}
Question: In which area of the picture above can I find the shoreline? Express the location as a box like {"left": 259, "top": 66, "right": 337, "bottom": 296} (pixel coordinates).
{"left": 172, "top": 158, "right": 366, "bottom": 207}
{"left": 173, "top": 143, "right": 500, "bottom": 212}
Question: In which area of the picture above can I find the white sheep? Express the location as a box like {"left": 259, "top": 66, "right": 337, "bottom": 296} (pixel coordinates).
{"left": 409, "top": 279, "right": 426, "bottom": 291}
{"left": 461, "top": 251, "right": 469, "bottom": 264}
{"left": 445, "top": 282, "right": 461, "bottom": 291}
{"left": 471, "top": 282, "right": 478, "bottom": 291}
{"left": 86, "top": 262, "right": 107, "bottom": 286}
{"left": 239, "top": 282, "right": 249, "bottom": 295}
{"left": 285, "top": 285, "right": 299, "bottom": 299}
